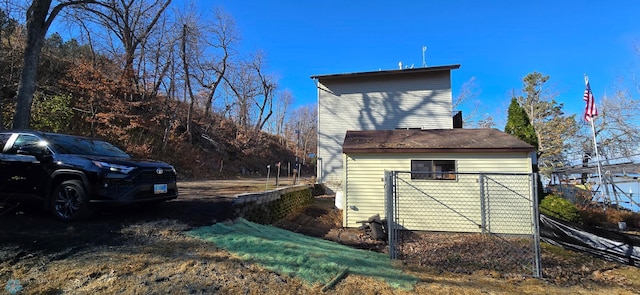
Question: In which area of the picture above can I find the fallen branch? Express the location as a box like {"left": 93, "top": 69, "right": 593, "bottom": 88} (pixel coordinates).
{"left": 321, "top": 267, "right": 349, "bottom": 292}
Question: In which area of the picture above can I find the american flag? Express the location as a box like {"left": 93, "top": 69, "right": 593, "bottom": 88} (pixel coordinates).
{"left": 583, "top": 79, "right": 598, "bottom": 122}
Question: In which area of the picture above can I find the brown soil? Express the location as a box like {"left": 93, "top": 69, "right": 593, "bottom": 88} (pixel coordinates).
{"left": 1, "top": 179, "right": 640, "bottom": 294}
{"left": 272, "top": 197, "right": 389, "bottom": 252}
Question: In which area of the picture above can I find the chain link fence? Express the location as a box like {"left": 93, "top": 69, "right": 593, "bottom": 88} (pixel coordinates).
{"left": 384, "top": 171, "right": 541, "bottom": 277}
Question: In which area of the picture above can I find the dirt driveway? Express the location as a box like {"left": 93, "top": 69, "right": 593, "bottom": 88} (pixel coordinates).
{"left": 0, "top": 178, "right": 318, "bottom": 294}
{"left": 0, "top": 179, "right": 267, "bottom": 255}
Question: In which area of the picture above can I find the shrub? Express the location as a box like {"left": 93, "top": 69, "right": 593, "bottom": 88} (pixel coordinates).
{"left": 577, "top": 205, "right": 608, "bottom": 227}
{"left": 540, "top": 194, "right": 583, "bottom": 223}
{"left": 579, "top": 205, "right": 640, "bottom": 229}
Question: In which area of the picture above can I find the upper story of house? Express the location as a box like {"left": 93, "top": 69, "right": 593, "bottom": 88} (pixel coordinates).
{"left": 312, "top": 64, "right": 460, "bottom": 131}
{"left": 311, "top": 64, "right": 461, "bottom": 190}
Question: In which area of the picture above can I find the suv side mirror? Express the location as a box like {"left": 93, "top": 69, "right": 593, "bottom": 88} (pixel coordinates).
{"left": 18, "top": 142, "right": 52, "bottom": 161}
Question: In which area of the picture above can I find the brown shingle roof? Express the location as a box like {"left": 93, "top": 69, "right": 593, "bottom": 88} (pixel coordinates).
{"left": 342, "top": 129, "right": 535, "bottom": 153}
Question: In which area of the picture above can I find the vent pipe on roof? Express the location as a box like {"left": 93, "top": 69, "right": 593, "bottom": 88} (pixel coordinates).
{"left": 422, "top": 46, "right": 427, "bottom": 67}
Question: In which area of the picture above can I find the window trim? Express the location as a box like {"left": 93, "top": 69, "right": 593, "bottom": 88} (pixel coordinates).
{"left": 411, "top": 159, "right": 457, "bottom": 181}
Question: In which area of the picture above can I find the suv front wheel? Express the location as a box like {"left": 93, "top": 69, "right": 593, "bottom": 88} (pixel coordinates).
{"left": 50, "top": 180, "right": 93, "bottom": 221}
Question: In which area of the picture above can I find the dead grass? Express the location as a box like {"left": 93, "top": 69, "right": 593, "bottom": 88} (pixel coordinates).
{"left": 3, "top": 220, "right": 310, "bottom": 295}
{"left": 3, "top": 194, "right": 640, "bottom": 294}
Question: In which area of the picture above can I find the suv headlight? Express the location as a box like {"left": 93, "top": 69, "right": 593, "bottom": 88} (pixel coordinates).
{"left": 92, "top": 161, "right": 135, "bottom": 174}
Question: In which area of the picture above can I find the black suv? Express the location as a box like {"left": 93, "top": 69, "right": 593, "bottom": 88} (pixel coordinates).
{"left": 0, "top": 130, "right": 178, "bottom": 221}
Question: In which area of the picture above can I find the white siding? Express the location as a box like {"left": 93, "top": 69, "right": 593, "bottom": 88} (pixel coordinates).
{"left": 317, "top": 71, "right": 454, "bottom": 191}
{"left": 343, "top": 152, "right": 533, "bottom": 234}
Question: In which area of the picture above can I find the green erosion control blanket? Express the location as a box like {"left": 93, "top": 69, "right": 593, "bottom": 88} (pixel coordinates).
{"left": 187, "top": 219, "right": 416, "bottom": 290}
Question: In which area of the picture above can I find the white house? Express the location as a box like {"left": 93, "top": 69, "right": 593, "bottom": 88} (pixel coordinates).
{"left": 341, "top": 128, "right": 536, "bottom": 234}
{"left": 311, "top": 65, "right": 460, "bottom": 193}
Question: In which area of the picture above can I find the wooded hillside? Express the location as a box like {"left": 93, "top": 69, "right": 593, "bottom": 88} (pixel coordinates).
{"left": 0, "top": 3, "right": 316, "bottom": 179}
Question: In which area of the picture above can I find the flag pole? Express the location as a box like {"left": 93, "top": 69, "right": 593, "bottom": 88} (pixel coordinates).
{"left": 584, "top": 74, "right": 605, "bottom": 207}
{"left": 589, "top": 112, "right": 605, "bottom": 205}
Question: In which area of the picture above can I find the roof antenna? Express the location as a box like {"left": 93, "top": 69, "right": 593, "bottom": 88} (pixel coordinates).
{"left": 422, "top": 45, "right": 427, "bottom": 67}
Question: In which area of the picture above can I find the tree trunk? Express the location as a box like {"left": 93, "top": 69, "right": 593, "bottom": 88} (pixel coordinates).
{"left": 13, "top": 0, "right": 52, "bottom": 129}
{"left": 205, "top": 55, "right": 227, "bottom": 118}
{"left": 181, "top": 24, "right": 195, "bottom": 143}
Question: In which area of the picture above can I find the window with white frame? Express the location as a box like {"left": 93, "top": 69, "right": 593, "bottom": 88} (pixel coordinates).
{"left": 411, "top": 160, "right": 456, "bottom": 180}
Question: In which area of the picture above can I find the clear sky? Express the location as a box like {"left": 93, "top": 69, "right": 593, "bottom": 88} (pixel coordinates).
{"left": 186, "top": 0, "right": 640, "bottom": 127}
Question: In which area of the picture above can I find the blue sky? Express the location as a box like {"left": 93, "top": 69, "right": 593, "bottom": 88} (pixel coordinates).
{"left": 191, "top": 0, "right": 640, "bottom": 127}
{"left": 45, "top": 1, "right": 640, "bottom": 126}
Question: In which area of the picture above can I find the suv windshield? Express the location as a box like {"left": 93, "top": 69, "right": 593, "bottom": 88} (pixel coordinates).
{"left": 46, "top": 134, "right": 131, "bottom": 158}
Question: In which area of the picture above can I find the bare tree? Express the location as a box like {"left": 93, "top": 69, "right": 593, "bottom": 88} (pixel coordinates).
{"left": 476, "top": 113, "right": 495, "bottom": 128}
{"left": 159, "top": 44, "right": 178, "bottom": 152}
{"left": 138, "top": 10, "right": 174, "bottom": 98}
{"left": 451, "top": 76, "right": 495, "bottom": 128}
{"left": 592, "top": 88, "right": 640, "bottom": 161}
{"left": 452, "top": 76, "right": 478, "bottom": 110}
{"left": 288, "top": 104, "right": 317, "bottom": 165}
{"left": 140, "top": 9, "right": 179, "bottom": 152}
{"left": 181, "top": 23, "right": 196, "bottom": 140}
{"left": 73, "top": 0, "right": 171, "bottom": 91}
{"left": 63, "top": 10, "right": 98, "bottom": 64}
{"left": 251, "top": 51, "right": 277, "bottom": 131}
{"left": 270, "top": 89, "right": 293, "bottom": 139}
{"left": 13, "top": 0, "right": 97, "bottom": 129}
{"left": 147, "top": 4, "right": 239, "bottom": 138}
{"left": 193, "top": 8, "right": 237, "bottom": 119}
{"left": 224, "top": 60, "right": 259, "bottom": 128}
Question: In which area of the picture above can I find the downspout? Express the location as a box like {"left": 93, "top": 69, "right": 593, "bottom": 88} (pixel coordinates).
{"left": 313, "top": 78, "right": 322, "bottom": 184}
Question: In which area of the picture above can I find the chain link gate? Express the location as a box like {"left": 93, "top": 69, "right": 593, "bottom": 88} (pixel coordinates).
{"left": 385, "top": 171, "right": 541, "bottom": 278}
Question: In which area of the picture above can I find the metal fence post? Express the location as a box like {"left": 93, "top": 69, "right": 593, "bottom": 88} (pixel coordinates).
{"left": 479, "top": 173, "right": 486, "bottom": 235}
{"left": 385, "top": 170, "right": 397, "bottom": 259}
{"left": 532, "top": 173, "right": 542, "bottom": 278}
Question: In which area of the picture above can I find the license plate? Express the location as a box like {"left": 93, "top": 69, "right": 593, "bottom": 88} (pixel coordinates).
{"left": 154, "top": 184, "right": 168, "bottom": 194}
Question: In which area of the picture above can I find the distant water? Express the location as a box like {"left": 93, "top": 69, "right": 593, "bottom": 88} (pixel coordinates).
{"left": 550, "top": 177, "right": 640, "bottom": 212}
{"left": 593, "top": 178, "right": 640, "bottom": 212}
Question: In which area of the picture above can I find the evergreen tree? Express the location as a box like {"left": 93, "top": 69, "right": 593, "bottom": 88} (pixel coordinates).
{"left": 505, "top": 97, "right": 538, "bottom": 149}
{"left": 505, "top": 96, "right": 545, "bottom": 200}
{"left": 516, "top": 72, "right": 577, "bottom": 175}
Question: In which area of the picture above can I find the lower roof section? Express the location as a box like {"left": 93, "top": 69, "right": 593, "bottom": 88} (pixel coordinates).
{"left": 342, "top": 128, "right": 535, "bottom": 154}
